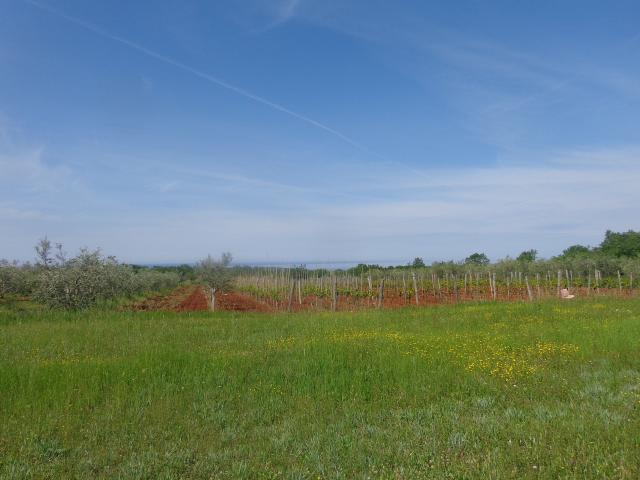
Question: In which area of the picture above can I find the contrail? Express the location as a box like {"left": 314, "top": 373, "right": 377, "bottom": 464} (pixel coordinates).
{"left": 23, "top": 0, "right": 371, "bottom": 153}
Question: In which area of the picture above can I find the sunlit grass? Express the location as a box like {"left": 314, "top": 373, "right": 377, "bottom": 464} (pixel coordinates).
{"left": 1, "top": 298, "right": 640, "bottom": 478}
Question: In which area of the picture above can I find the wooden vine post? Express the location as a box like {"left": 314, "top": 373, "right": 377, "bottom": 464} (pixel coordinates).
{"left": 617, "top": 271, "right": 623, "bottom": 295}
{"left": 402, "top": 274, "right": 408, "bottom": 304}
{"left": 377, "top": 278, "right": 385, "bottom": 309}
{"left": 287, "top": 281, "right": 295, "bottom": 312}
{"left": 525, "top": 276, "right": 533, "bottom": 301}
{"left": 453, "top": 274, "right": 459, "bottom": 303}
{"left": 331, "top": 276, "right": 338, "bottom": 312}
{"left": 412, "top": 272, "right": 419, "bottom": 306}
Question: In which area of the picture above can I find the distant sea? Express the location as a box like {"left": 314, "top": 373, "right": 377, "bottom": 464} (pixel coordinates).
{"left": 140, "top": 260, "right": 406, "bottom": 270}
{"left": 235, "top": 260, "right": 404, "bottom": 270}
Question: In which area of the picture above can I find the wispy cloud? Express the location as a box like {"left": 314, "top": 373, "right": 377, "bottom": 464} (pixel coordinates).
{"left": 294, "top": 4, "right": 640, "bottom": 137}
{"left": 24, "top": 0, "right": 372, "bottom": 155}
{"left": 0, "top": 203, "right": 59, "bottom": 221}
{"left": 426, "top": 41, "right": 564, "bottom": 91}
{"left": 0, "top": 149, "right": 71, "bottom": 192}
{"left": 267, "top": 0, "right": 301, "bottom": 28}
{"left": 15, "top": 144, "right": 636, "bottom": 263}
{"left": 173, "top": 167, "right": 317, "bottom": 195}
{"left": 433, "top": 38, "right": 640, "bottom": 100}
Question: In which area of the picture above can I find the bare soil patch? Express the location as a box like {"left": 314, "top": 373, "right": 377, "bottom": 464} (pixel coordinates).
{"left": 216, "top": 291, "right": 273, "bottom": 313}
{"left": 127, "top": 286, "right": 273, "bottom": 313}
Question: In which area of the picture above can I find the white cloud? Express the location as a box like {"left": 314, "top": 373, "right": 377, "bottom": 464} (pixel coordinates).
{"left": 0, "top": 149, "right": 71, "bottom": 192}
{"left": 24, "top": 144, "right": 636, "bottom": 264}
{"left": 0, "top": 203, "right": 59, "bottom": 221}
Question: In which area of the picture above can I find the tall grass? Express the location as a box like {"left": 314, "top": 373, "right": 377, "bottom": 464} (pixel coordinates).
{"left": 1, "top": 298, "right": 639, "bottom": 478}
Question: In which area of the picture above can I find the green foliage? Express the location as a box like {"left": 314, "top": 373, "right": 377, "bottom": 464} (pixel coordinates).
{"left": 517, "top": 249, "right": 538, "bottom": 262}
{"left": 600, "top": 229, "right": 640, "bottom": 258}
{"left": 288, "top": 265, "right": 310, "bottom": 280}
{"left": 33, "top": 248, "right": 180, "bottom": 310}
{"left": 430, "top": 260, "right": 464, "bottom": 276}
{"left": 465, "top": 252, "right": 490, "bottom": 265}
{"left": 347, "top": 263, "right": 383, "bottom": 275}
{"left": 150, "top": 264, "right": 198, "bottom": 282}
{"left": 411, "top": 257, "right": 426, "bottom": 268}
{"left": 196, "top": 253, "right": 234, "bottom": 293}
{"left": 562, "top": 244, "right": 591, "bottom": 257}
{"left": 0, "top": 261, "right": 22, "bottom": 298}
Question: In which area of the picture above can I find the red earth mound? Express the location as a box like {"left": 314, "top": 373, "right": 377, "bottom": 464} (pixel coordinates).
{"left": 128, "top": 285, "right": 194, "bottom": 311}
{"left": 216, "top": 291, "right": 273, "bottom": 313}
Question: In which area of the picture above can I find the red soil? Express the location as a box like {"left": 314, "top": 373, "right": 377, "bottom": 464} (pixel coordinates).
{"left": 128, "top": 285, "right": 635, "bottom": 314}
{"left": 128, "top": 285, "right": 194, "bottom": 312}
{"left": 177, "top": 287, "right": 209, "bottom": 311}
{"left": 216, "top": 291, "right": 273, "bottom": 313}
{"left": 128, "top": 285, "right": 273, "bottom": 313}
{"left": 253, "top": 287, "right": 636, "bottom": 313}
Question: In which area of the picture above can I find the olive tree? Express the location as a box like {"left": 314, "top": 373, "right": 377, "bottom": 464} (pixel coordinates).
{"left": 0, "top": 260, "right": 20, "bottom": 298}
{"left": 196, "top": 253, "right": 233, "bottom": 311}
{"left": 34, "top": 248, "right": 114, "bottom": 309}
{"left": 33, "top": 242, "right": 181, "bottom": 310}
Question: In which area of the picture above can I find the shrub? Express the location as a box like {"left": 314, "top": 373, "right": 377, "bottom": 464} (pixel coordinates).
{"left": 33, "top": 246, "right": 181, "bottom": 310}
{"left": 0, "top": 260, "right": 20, "bottom": 298}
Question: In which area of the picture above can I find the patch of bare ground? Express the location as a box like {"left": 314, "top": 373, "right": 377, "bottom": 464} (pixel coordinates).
{"left": 127, "top": 286, "right": 273, "bottom": 313}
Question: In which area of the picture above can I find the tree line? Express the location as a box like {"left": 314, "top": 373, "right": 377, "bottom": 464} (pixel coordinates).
{"left": 344, "top": 230, "right": 640, "bottom": 278}
{"left": 1, "top": 230, "right": 638, "bottom": 310}
{"left": 0, "top": 238, "right": 181, "bottom": 309}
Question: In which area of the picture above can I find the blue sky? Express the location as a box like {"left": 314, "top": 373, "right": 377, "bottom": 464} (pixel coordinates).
{"left": 1, "top": 0, "right": 639, "bottom": 264}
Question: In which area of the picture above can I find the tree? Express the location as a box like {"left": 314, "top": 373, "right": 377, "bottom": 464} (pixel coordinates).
{"left": 32, "top": 241, "right": 180, "bottom": 310}
{"left": 562, "top": 244, "right": 591, "bottom": 257}
{"left": 196, "top": 253, "right": 233, "bottom": 311}
{"left": 411, "top": 257, "right": 426, "bottom": 268}
{"left": 517, "top": 249, "right": 538, "bottom": 262}
{"left": 600, "top": 230, "right": 640, "bottom": 258}
{"left": 465, "top": 252, "right": 490, "bottom": 265}
{"left": 35, "top": 237, "right": 54, "bottom": 269}
{"left": 34, "top": 247, "right": 113, "bottom": 309}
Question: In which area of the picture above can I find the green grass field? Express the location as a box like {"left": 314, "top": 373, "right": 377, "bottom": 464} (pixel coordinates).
{"left": 1, "top": 298, "right": 640, "bottom": 479}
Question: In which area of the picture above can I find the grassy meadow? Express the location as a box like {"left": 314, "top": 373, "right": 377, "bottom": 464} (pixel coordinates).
{"left": 1, "top": 298, "right": 640, "bottom": 478}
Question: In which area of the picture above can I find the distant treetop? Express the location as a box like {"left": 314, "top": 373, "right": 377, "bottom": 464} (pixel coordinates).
{"left": 600, "top": 230, "right": 640, "bottom": 258}
{"left": 562, "top": 244, "right": 591, "bottom": 257}
{"left": 411, "top": 257, "right": 426, "bottom": 268}
{"left": 465, "top": 253, "right": 490, "bottom": 265}
{"left": 517, "top": 249, "right": 538, "bottom": 262}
